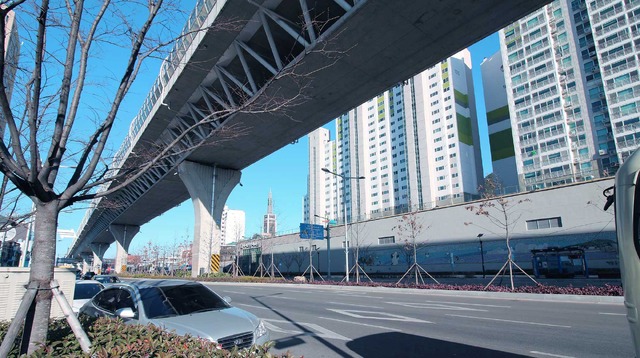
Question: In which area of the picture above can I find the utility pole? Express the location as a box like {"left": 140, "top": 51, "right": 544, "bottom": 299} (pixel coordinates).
{"left": 325, "top": 224, "right": 331, "bottom": 279}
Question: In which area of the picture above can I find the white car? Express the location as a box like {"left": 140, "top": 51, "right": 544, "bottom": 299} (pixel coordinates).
{"left": 78, "top": 279, "right": 270, "bottom": 350}
{"left": 72, "top": 280, "right": 104, "bottom": 313}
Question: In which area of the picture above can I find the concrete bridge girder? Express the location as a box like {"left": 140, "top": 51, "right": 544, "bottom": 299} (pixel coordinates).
{"left": 178, "top": 161, "right": 241, "bottom": 277}
{"left": 109, "top": 224, "right": 141, "bottom": 274}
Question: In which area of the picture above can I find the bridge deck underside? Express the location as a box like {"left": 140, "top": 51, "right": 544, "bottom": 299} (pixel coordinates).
{"left": 76, "top": 0, "right": 552, "bottom": 255}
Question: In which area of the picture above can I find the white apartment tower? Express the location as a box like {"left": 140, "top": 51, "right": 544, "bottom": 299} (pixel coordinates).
{"left": 588, "top": 0, "right": 640, "bottom": 163}
{"left": 497, "top": 0, "right": 639, "bottom": 191}
{"left": 481, "top": 52, "right": 520, "bottom": 192}
{"left": 306, "top": 128, "right": 336, "bottom": 225}
{"left": 307, "top": 50, "right": 483, "bottom": 223}
{"left": 404, "top": 50, "right": 483, "bottom": 208}
{"left": 220, "top": 206, "right": 245, "bottom": 245}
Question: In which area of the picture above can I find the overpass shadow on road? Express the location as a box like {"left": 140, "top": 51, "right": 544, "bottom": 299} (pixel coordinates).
{"left": 347, "top": 332, "right": 529, "bottom": 358}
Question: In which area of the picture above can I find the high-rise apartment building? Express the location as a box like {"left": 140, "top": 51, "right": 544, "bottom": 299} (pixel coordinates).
{"left": 306, "top": 128, "right": 335, "bottom": 224}
{"left": 588, "top": 0, "right": 640, "bottom": 163}
{"left": 307, "top": 50, "right": 483, "bottom": 224}
{"left": 494, "top": 0, "right": 638, "bottom": 191}
{"left": 220, "top": 206, "right": 245, "bottom": 245}
{"left": 481, "top": 52, "right": 520, "bottom": 192}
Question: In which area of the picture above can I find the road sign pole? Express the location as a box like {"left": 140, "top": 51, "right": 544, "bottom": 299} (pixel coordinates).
{"left": 326, "top": 224, "right": 331, "bottom": 279}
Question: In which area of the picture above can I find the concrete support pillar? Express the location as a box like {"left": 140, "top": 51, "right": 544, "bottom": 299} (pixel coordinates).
{"left": 109, "top": 224, "right": 140, "bottom": 274}
{"left": 90, "top": 243, "right": 110, "bottom": 274}
{"left": 178, "top": 161, "right": 240, "bottom": 277}
{"left": 81, "top": 253, "right": 93, "bottom": 274}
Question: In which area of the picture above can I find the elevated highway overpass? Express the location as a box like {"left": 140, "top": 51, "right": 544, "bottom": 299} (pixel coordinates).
{"left": 68, "top": 0, "right": 552, "bottom": 275}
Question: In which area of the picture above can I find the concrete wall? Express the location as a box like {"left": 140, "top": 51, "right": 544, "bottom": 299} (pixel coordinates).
{"left": 0, "top": 268, "right": 76, "bottom": 321}
{"left": 240, "top": 178, "right": 616, "bottom": 276}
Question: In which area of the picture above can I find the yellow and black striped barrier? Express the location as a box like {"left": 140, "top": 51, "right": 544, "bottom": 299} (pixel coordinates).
{"left": 210, "top": 254, "right": 220, "bottom": 272}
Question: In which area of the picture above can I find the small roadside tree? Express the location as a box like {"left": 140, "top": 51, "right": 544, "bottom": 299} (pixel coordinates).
{"left": 345, "top": 221, "right": 372, "bottom": 283}
{"left": 465, "top": 176, "right": 538, "bottom": 290}
{"left": 393, "top": 211, "right": 438, "bottom": 285}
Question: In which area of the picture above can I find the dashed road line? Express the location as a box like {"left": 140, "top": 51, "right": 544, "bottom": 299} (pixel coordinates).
{"left": 326, "top": 301, "right": 382, "bottom": 309}
{"left": 263, "top": 319, "right": 349, "bottom": 340}
{"left": 236, "top": 303, "right": 269, "bottom": 310}
{"left": 530, "top": 351, "right": 575, "bottom": 358}
{"left": 327, "top": 308, "right": 432, "bottom": 323}
{"left": 387, "top": 301, "right": 487, "bottom": 312}
{"left": 318, "top": 316, "right": 403, "bottom": 332}
{"left": 446, "top": 314, "right": 571, "bottom": 328}
{"left": 598, "top": 312, "right": 625, "bottom": 316}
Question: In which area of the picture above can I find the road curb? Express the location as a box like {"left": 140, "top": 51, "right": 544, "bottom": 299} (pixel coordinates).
{"left": 205, "top": 281, "right": 624, "bottom": 304}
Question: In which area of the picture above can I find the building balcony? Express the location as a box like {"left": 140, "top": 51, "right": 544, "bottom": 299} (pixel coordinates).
{"left": 539, "top": 142, "right": 567, "bottom": 153}
{"left": 603, "top": 59, "right": 637, "bottom": 78}
{"left": 538, "top": 128, "right": 565, "bottom": 140}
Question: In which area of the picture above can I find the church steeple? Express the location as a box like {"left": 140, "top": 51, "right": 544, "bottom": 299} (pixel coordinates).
{"left": 262, "top": 190, "right": 277, "bottom": 237}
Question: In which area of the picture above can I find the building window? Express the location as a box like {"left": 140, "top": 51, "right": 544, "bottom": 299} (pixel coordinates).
{"left": 378, "top": 236, "right": 395, "bottom": 245}
{"left": 526, "top": 217, "right": 562, "bottom": 230}
{"left": 299, "top": 246, "right": 305, "bottom": 252}
{"left": 342, "top": 241, "right": 350, "bottom": 248}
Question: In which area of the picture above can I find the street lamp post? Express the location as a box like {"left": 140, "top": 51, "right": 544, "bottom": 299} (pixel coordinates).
{"left": 321, "top": 167, "right": 364, "bottom": 282}
{"left": 478, "top": 233, "right": 485, "bottom": 278}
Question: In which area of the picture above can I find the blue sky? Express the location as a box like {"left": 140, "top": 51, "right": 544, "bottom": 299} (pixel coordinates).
{"left": 57, "top": 31, "right": 502, "bottom": 259}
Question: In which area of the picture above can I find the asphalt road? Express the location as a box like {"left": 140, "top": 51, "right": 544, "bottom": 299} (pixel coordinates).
{"left": 204, "top": 282, "right": 632, "bottom": 358}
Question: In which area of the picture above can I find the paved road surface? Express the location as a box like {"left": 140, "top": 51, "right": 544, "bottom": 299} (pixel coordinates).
{"left": 205, "top": 282, "right": 631, "bottom": 358}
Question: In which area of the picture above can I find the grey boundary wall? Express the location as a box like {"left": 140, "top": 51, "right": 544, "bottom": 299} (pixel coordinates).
{"left": 234, "top": 178, "right": 617, "bottom": 277}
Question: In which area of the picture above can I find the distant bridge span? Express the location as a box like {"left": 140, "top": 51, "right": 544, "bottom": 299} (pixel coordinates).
{"left": 68, "top": 0, "right": 551, "bottom": 275}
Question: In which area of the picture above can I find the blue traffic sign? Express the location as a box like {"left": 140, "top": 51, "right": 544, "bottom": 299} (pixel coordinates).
{"left": 300, "top": 223, "right": 324, "bottom": 240}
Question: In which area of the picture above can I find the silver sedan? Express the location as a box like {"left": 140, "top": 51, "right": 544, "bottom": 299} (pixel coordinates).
{"left": 78, "top": 279, "right": 269, "bottom": 350}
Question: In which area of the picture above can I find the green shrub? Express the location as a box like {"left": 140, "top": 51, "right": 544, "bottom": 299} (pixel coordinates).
{"left": 0, "top": 317, "right": 285, "bottom": 357}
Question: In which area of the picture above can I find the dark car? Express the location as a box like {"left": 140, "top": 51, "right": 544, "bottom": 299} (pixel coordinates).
{"left": 93, "top": 275, "right": 121, "bottom": 285}
{"left": 73, "top": 280, "right": 104, "bottom": 313}
{"left": 82, "top": 271, "right": 96, "bottom": 280}
{"left": 79, "top": 279, "right": 269, "bottom": 350}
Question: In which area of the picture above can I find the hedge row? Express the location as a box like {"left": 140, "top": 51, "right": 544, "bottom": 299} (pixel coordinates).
{"left": 0, "top": 317, "right": 284, "bottom": 358}
{"left": 124, "top": 272, "right": 624, "bottom": 296}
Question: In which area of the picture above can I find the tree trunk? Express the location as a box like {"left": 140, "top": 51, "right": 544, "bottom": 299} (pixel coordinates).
{"left": 25, "top": 201, "right": 59, "bottom": 354}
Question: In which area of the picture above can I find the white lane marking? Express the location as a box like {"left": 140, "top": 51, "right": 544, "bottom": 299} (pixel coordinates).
{"left": 283, "top": 289, "right": 315, "bottom": 294}
{"left": 236, "top": 303, "right": 269, "bottom": 310}
{"left": 446, "top": 314, "right": 571, "bottom": 328}
{"left": 598, "top": 312, "right": 625, "bottom": 316}
{"left": 263, "top": 319, "right": 349, "bottom": 340}
{"left": 318, "top": 316, "right": 403, "bottom": 332}
{"left": 387, "top": 301, "right": 487, "bottom": 312}
{"left": 421, "top": 300, "right": 510, "bottom": 308}
{"left": 327, "top": 301, "right": 382, "bottom": 309}
{"left": 267, "top": 296, "right": 298, "bottom": 300}
{"left": 530, "top": 351, "right": 575, "bottom": 358}
{"left": 327, "top": 308, "right": 431, "bottom": 323}
{"left": 335, "top": 293, "right": 383, "bottom": 299}
{"left": 220, "top": 290, "right": 246, "bottom": 295}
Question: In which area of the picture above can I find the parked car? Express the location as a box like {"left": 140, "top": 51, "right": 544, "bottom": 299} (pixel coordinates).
{"left": 78, "top": 279, "right": 269, "bottom": 350}
{"left": 93, "top": 275, "right": 121, "bottom": 285}
{"left": 72, "top": 280, "right": 104, "bottom": 313}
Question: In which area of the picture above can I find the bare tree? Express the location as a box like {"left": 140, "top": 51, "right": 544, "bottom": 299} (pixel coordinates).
{"left": 280, "top": 252, "right": 296, "bottom": 275}
{"left": 345, "top": 222, "right": 372, "bottom": 283}
{"left": 292, "top": 247, "right": 307, "bottom": 274}
{"left": 465, "top": 176, "right": 538, "bottom": 290}
{"left": 0, "top": 1, "right": 346, "bottom": 352}
{"left": 393, "top": 211, "right": 439, "bottom": 285}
